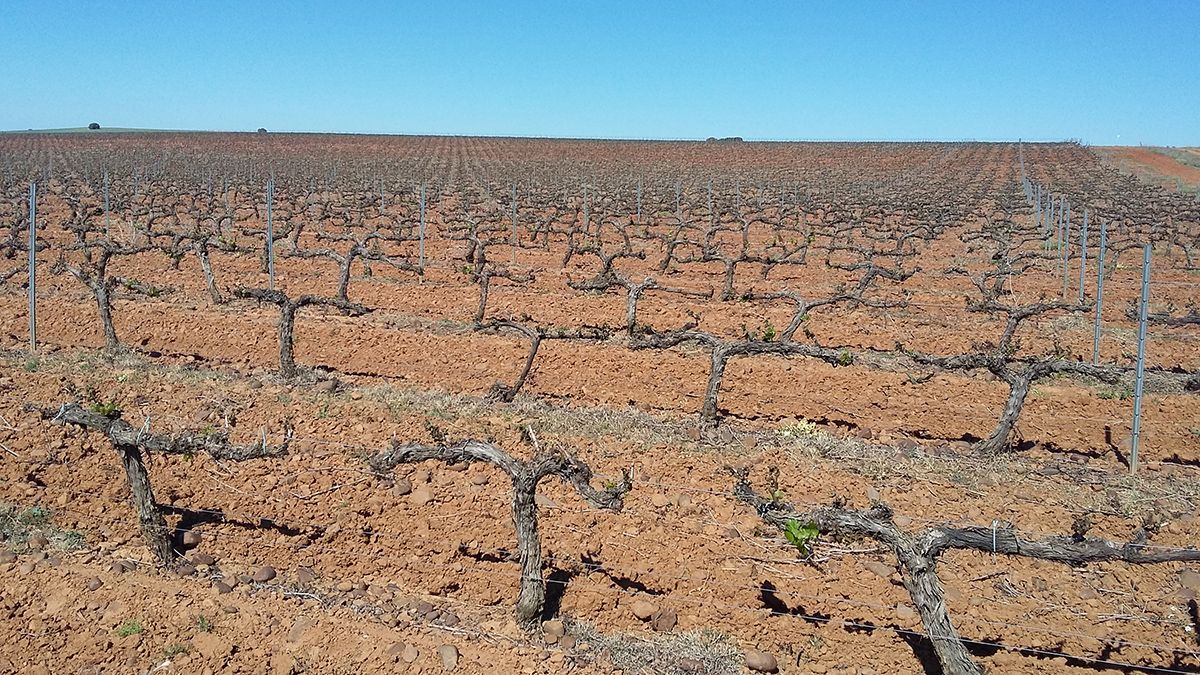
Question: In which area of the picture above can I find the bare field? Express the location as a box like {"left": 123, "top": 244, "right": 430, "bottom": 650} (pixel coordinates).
{"left": 1, "top": 134, "right": 1198, "bottom": 674}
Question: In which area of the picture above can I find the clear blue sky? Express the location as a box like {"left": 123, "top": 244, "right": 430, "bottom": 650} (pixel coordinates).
{"left": 2, "top": 1, "right": 1196, "bottom": 145}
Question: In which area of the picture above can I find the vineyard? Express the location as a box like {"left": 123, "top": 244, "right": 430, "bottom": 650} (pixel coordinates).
{"left": 1, "top": 132, "right": 1199, "bottom": 674}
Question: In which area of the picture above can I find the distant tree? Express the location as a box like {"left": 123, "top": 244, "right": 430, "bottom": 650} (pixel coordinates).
{"left": 257, "top": 127, "right": 268, "bottom": 134}
{"left": 88, "top": 122, "right": 101, "bottom": 130}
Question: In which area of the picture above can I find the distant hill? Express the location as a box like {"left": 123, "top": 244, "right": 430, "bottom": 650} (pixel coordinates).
{"left": 0, "top": 127, "right": 182, "bottom": 134}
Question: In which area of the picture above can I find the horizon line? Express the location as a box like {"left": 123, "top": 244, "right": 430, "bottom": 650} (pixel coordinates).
{"left": 0, "top": 126, "right": 1162, "bottom": 147}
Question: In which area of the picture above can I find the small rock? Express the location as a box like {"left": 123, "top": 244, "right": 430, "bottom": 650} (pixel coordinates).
{"left": 252, "top": 566, "right": 277, "bottom": 583}
{"left": 1180, "top": 569, "right": 1200, "bottom": 591}
{"left": 349, "top": 390, "right": 363, "bottom": 400}
{"left": 470, "top": 473, "right": 490, "bottom": 486}
{"left": 863, "top": 561, "right": 895, "bottom": 579}
{"left": 213, "top": 581, "right": 233, "bottom": 594}
{"left": 678, "top": 657, "right": 704, "bottom": 672}
{"left": 296, "top": 567, "right": 318, "bottom": 585}
{"left": 437, "top": 644, "right": 458, "bottom": 671}
{"left": 650, "top": 607, "right": 677, "bottom": 632}
{"left": 630, "top": 599, "right": 657, "bottom": 620}
{"left": 17, "top": 562, "right": 35, "bottom": 574}
{"left": 559, "top": 635, "right": 577, "bottom": 651}
{"left": 28, "top": 533, "right": 48, "bottom": 550}
{"left": 401, "top": 644, "right": 420, "bottom": 663}
{"left": 0, "top": 551, "right": 15, "bottom": 564}
{"left": 685, "top": 427, "right": 702, "bottom": 441}
{"left": 85, "top": 577, "right": 103, "bottom": 591}
{"left": 175, "top": 561, "right": 198, "bottom": 577}
{"left": 314, "top": 380, "right": 337, "bottom": 395}
{"left": 895, "top": 604, "right": 917, "bottom": 621}
{"left": 392, "top": 479, "right": 413, "bottom": 496}
{"left": 650, "top": 494, "right": 670, "bottom": 508}
{"left": 543, "top": 619, "right": 566, "bottom": 641}
{"left": 534, "top": 494, "right": 559, "bottom": 509}
{"left": 718, "top": 426, "right": 735, "bottom": 443}
{"left": 744, "top": 649, "right": 779, "bottom": 673}
{"left": 192, "top": 553, "right": 217, "bottom": 566}
{"left": 182, "top": 530, "right": 202, "bottom": 547}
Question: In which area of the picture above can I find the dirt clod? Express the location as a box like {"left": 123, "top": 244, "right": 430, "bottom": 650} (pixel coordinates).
{"left": 631, "top": 599, "right": 658, "bottom": 620}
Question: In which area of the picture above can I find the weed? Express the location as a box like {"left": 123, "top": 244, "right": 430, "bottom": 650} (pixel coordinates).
{"left": 59, "top": 530, "right": 86, "bottom": 549}
{"left": 17, "top": 506, "right": 50, "bottom": 526}
{"left": 779, "top": 418, "right": 818, "bottom": 438}
{"left": 836, "top": 349, "right": 853, "bottom": 366}
{"left": 0, "top": 503, "right": 86, "bottom": 551}
{"left": 23, "top": 357, "right": 39, "bottom": 372}
{"left": 195, "top": 615, "right": 213, "bottom": 633}
{"left": 761, "top": 320, "right": 777, "bottom": 342}
{"left": 783, "top": 519, "right": 819, "bottom": 556}
{"left": 1098, "top": 386, "right": 1134, "bottom": 401}
{"left": 90, "top": 400, "right": 122, "bottom": 417}
{"left": 739, "top": 319, "right": 778, "bottom": 342}
{"left": 162, "top": 643, "right": 188, "bottom": 658}
{"left": 116, "top": 619, "right": 144, "bottom": 637}
{"left": 602, "top": 478, "right": 629, "bottom": 496}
